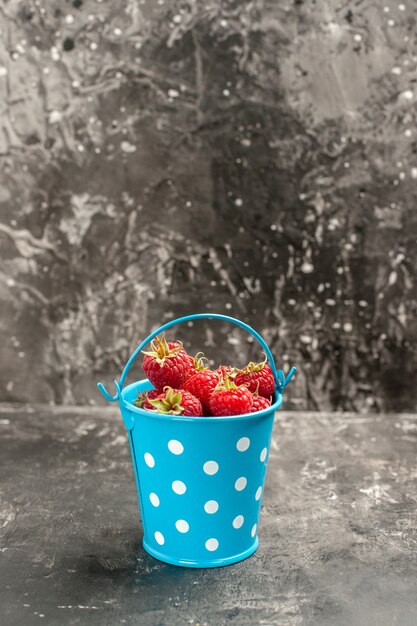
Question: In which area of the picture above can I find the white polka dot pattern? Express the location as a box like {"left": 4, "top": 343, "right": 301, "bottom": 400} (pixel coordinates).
{"left": 175, "top": 519, "right": 189, "bottom": 533}
{"left": 205, "top": 538, "right": 219, "bottom": 552}
{"left": 233, "top": 515, "right": 244, "bottom": 529}
{"left": 204, "top": 500, "right": 219, "bottom": 514}
{"left": 235, "top": 476, "right": 247, "bottom": 491}
{"left": 236, "top": 437, "right": 250, "bottom": 452}
{"left": 154, "top": 531, "right": 165, "bottom": 545}
{"left": 141, "top": 432, "right": 271, "bottom": 560}
{"left": 172, "top": 480, "right": 186, "bottom": 495}
{"left": 203, "top": 460, "right": 219, "bottom": 475}
{"left": 168, "top": 439, "right": 184, "bottom": 455}
{"left": 144, "top": 452, "right": 155, "bottom": 468}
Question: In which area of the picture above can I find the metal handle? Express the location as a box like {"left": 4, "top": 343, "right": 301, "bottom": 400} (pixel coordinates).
{"left": 97, "top": 313, "right": 296, "bottom": 402}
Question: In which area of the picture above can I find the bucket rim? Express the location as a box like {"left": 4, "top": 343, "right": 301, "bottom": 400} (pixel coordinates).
{"left": 120, "top": 379, "right": 282, "bottom": 422}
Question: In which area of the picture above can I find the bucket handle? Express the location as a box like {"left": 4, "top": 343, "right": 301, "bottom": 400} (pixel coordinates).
{"left": 97, "top": 313, "right": 296, "bottom": 402}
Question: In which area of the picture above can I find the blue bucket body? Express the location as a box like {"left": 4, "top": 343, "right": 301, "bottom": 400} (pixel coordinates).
{"left": 121, "top": 380, "right": 281, "bottom": 568}
{"left": 98, "top": 313, "right": 295, "bottom": 569}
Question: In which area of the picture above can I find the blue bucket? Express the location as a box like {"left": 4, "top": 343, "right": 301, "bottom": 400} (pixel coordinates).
{"left": 98, "top": 313, "right": 295, "bottom": 568}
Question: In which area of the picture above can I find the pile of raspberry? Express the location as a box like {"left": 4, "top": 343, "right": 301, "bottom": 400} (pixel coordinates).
{"left": 134, "top": 335, "right": 275, "bottom": 417}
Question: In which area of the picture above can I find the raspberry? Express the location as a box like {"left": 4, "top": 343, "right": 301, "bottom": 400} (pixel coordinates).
{"left": 182, "top": 353, "right": 195, "bottom": 375}
{"left": 183, "top": 352, "right": 209, "bottom": 381}
{"left": 234, "top": 357, "right": 275, "bottom": 398}
{"left": 209, "top": 376, "right": 253, "bottom": 416}
{"left": 142, "top": 335, "right": 191, "bottom": 390}
{"left": 215, "top": 365, "right": 235, "bottom": 378}
{"left": 149, "top": 386, "right": 202, "bottom": 416}
{"left": 134, "top": 389, "right": 160, "bottom": 410}
{"left": 184, "top": 368, "right": 219, "bottom": 413}
{"left": 250, "top": 394, "right": 272, "bottom": 413}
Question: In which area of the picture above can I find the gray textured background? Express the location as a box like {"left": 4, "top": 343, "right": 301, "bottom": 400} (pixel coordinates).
{"left": 0, "top": 0, "right": 416, "bottom": 411}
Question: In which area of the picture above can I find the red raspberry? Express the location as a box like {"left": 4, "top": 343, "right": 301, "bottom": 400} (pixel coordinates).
{"left": 142, "top": 335, "right": 191, "bottom": 390}
{"left": 182, "top": 353, "right": 195, "bottom": 375}
{"left": 134, "top": 389, "right": 160, "bottom": 410}
{"left": 183, "top": 352, "right": 209, "bottom": 382}
{"left": 209, "top": 376, "right": 253, "bottom": 416}
{"left": 149, "top": 386, "right": 202, "bottom": 416}
{"left": 250, "top": 394, "right": 272, "bottom": 413}
{"left": 216, "top": 365, "right": 235, "bottom": 378}
{"left": 234, "top": 358, "right": 275, "bottom": 398}
{"left": 184, "top": 369, "right": 219, "bottom": 413}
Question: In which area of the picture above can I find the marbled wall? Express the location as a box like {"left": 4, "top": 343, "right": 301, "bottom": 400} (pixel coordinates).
{"left": 0, "top": 0, "right": 416, "bottom": 411}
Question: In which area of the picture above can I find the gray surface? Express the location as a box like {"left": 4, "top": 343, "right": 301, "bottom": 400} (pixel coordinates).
{"left": 1, "top": 405, "right": 416, "bottom": 626}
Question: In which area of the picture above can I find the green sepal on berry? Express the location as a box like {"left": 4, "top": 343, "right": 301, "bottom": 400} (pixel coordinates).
{"left": 192, "top": 352, "right": 210, "bottom": 371}
{"left": 149, "top": 386, "right": 184, "bottom": 415}
{"left": 142, "top": 334, "right": 183, "bottom": 365}
{"left": 134, "top": 393, "right": 147, "bottom": 409}
{"left": 213, "top": 374, "right": 239, "bottom": 392}
{"left": 147, "top": 386, "right": 203, "bottom": 416}
{"left": 236, "top": 354, "right": 268, "bottom": 375}
{"left": 134, "top": 389, "right": 159, "bottom": 409}
{"left": 216, "top": 364, "right": 237, "bottom": 379}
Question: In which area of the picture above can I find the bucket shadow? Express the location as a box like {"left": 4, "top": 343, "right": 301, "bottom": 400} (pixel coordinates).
{"left": 52, "top": 526, "right": 203, "bottom": 610}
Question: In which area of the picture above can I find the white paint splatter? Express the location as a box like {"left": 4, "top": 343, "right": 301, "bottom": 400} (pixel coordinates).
{"left": 50, "top": 47, "right": 60, "bottom": 61}
{"left": 399, "top": 90, "right": 413, "bottom": 100}
{"left": 120, "top": 141, "right": 136, "bottom": 153}
{"left": 301, "top": 261, "right": 314, "bottom": 274}
{"left": 49, "top": 110, "right": 63, "bottom": 124}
